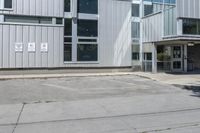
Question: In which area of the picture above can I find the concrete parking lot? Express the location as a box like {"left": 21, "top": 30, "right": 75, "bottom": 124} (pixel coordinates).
{"left": 0, "top": 74, "right": 200, "bottom": 133}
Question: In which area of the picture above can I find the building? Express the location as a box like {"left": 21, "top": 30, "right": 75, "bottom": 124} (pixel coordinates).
{"left": 0, "top": 0, "right": 200, "bottom": 73}
{"left": 0, "top": 0, "right": 131, "bottom": 69}
{"left": 133, "top": 0, "right": 200, "bottom": 73}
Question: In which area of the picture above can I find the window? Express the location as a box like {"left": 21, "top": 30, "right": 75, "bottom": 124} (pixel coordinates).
{"left": 64, "top": 44, "right": 72, "bottom": 61}
{"left": 132, "top": 53, "right": 140, "bottom": 60}
{"left": 64, "top": 19, "right": 72, "bottom": 36}
{"left": 144, "top": 53, "right": 152, "bottom": 61}
{"left": 4, "top": 15, "right": 52, "bottom": 24}
{"left": 144, "top": 5, "right": 153, "bottom": 16}
{"left": 132, "top": 4, "right": 140, "bottom": 17}
{"left": 78, "top": 20, "right": 98, "bottom": 37}
{"left": 64, "top": 19, "right": 72, "bottom": 62}
{"left": 132, "top": 45, "right": 140, "bottom": 61}
{"left": 77, "top": 44, "right": 98, "bottom": 61}
{"left": 4, "top": 0, "right": 12, "bottom": 9}
{"left": 183, "top": 19, "right": 199, "bottom": 35}
{"left": 64, "top": 0, "right": 70, "bottom": 12}
{"left": 132, "top": 22, "right": 140, "bottom": 39}
{"left": 56, "top": 18, "right": 63, "bottom": 25}
{"left": 78, "top": 0, "right": 98, "bottom": 14}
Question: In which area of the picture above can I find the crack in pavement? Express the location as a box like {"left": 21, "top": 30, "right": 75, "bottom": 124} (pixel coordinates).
{"left": 140, "top": 123, "right": 200, "bottom": 133}
{"left": 12, "top": 103, "right": 25, "bottom": 133}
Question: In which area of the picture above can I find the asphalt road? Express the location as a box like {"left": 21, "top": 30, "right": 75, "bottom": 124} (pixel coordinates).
{"left": 0, "top": 75, "right": 200, "bottom": 133}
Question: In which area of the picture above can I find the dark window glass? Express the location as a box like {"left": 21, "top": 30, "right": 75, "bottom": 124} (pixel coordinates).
{"left": 64, "top": 44, "right": 72, "bottom": 61}
{"left": 64, "top": 37, "right": 72, "bottom": 42}
{"left": 56, "top": 18, "right": 63, "bottom": 24}
{"left": 4, "top": 0, "right": 12, "bottom": 8}
{"left": 64, "top": 19, "right": 72, "bottom": 36}
{"left": 132, "top": 4, "right": 139, "bottom": 17}
{"left": 132, "top": 22, "right": 140, "bottom": 38}
{"left": 144, "top": 5, "right": 153, "bottom": 16}
{"left": 4, "top": 15, "right": 52, "bottom": 24}
{"left": 132, "top": 53, "right": 140, "bottom": 60}
{"left": 77, "top": 44, "right": 98, "bottom": 61}
{"left": 64, "top": 0, "right": 70, "bottom": 12}
{"left": 78, "top": 20, "right": 98, "bottom": 37}
{"left": 144, "top": 53, "right": 152, "bottom": 61}
{"left": 78, "top": 0, "right": 98, "bottom": 14}
{"left": 183, "top": 19, "right": 198, "bottom": 35}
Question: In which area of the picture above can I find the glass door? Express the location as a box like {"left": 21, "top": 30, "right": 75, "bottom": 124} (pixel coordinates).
{"left": 171, "top": 46, "right": 183, "bottom": 72}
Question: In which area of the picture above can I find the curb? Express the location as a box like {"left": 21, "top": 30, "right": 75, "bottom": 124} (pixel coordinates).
{"left": 0, "top": 72, "right": 136, "bottom": 80}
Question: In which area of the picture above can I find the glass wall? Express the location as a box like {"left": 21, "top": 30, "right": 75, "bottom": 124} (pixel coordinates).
{"left": 143, "top": 0, "right": 176, "bottom": 16}
{"left": 64, "top": 0, "right": 99, "bottom": 62}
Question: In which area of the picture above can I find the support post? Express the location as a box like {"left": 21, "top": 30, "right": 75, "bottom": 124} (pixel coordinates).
{"left": 152, "top": 43, "right": 157, "bottom": 73}
{"left": 184, "top": 44, "right": 188, "bottom": 72}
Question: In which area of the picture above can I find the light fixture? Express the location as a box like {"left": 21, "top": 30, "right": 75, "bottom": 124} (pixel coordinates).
{"left": 188, "top": 42, "right": 195, "bottom": 47}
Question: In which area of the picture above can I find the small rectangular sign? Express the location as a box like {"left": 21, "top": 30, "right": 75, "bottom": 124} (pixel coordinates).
{"left": 41, "top": 43, "right": 48, "bottom": 52}
{"left": 28, "top": 43, "right": 36, "bottom": 52}
{"left": 15, "top": 43, "right": 23, "bottom": 52}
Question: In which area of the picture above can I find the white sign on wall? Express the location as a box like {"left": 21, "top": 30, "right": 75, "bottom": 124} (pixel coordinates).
{"left": 15, "top": 43, "right": 23, "bottom": 52}
{"left": 41, "top": 43, "right": 48, "bottom": 52}
{"left": 28, "top": 43, "right": 36, "bottom": 52}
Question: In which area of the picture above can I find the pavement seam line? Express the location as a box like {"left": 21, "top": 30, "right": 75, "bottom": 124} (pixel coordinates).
{"left": 12, "top": 107, "right": 200, "bottom": 126}
{"left": 12, "top": 103, "right": 25, "bottom": 133}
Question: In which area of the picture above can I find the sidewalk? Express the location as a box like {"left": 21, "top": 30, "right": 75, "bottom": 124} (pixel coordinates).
{"left": 133, "top": 72, "right": 200, "bottom": 86}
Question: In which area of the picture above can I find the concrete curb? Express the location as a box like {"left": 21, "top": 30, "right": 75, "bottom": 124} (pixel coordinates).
{"left": 0, "top": 72, "right": 136, "bottom": 80}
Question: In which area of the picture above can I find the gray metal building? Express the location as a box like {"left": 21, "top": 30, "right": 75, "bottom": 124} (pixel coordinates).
{"left": 1, "top": 0, "right": 200, "bottom": 73}
{"left": 0, "top": 0, "right": 132, "bottom": 69}
{"left": 139, "top": 0, "right": 200, "bottom": 73}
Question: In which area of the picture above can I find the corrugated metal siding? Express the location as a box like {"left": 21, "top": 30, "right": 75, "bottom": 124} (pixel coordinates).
{"left": 177, "top": 0, "right": 200, "bottom": 19}
{"left": 98, "top": 0, "right": 132, "bottom": 67}
{"left": 142, "top": 13, "right": 163, "bottom": 43}
{"left": 0, "top": 24, "right": 63, "bottom": 68}
{"left": 0, "top": 0, "right": 64, "bottom": 17}
{"left": 0, "top": 0, "right": 132, "bottom": 68}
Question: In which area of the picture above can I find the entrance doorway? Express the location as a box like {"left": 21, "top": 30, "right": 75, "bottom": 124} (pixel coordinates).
{"left": 171, "top": 46, "right": 183, "bottom": 72}
{"left": 188, "top": 44, "right": 200, "bottom": 72}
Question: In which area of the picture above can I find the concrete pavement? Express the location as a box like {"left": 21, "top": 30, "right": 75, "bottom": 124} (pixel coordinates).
{"left": 0, "top": 74, "right": 200, "bottom": 133}
{"left": 1, "top": 93, "right": 200, "bottom": 133}
{"left": 133, "top": 72, "right": 200, "bottom": 86}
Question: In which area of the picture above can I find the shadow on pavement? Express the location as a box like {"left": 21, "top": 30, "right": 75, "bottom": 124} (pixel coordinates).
{"left": 174, "top": 84, "right": 200, "bottom": 98}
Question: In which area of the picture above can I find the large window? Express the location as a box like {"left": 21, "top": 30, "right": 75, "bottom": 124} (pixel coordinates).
{"left": 64, "top": 19, "right": 72, "bottom": 62}
{"left": 132, "top": 4, "right": 140, "bottom": 17}
{"left": 64, "top": 0, "right": 70, "bottom": 12}
{"left": 77, "top": 44, "right": 98, "bottom": 61}
{"left": 183, "top": 19, "right": 200, "bottom": 35}
{"left": 78, "top": 0, "right": 98, "bottom": 14}
{"left": 78, "top": 20, "right": 98, "bottom": 37}
{"left": 4, "top": 0, "right": 12, "bottom": 9}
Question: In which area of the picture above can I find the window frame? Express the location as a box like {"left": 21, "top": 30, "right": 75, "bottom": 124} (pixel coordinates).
{"left": 0, "top": 0, "right": 13, "bottom": 10}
